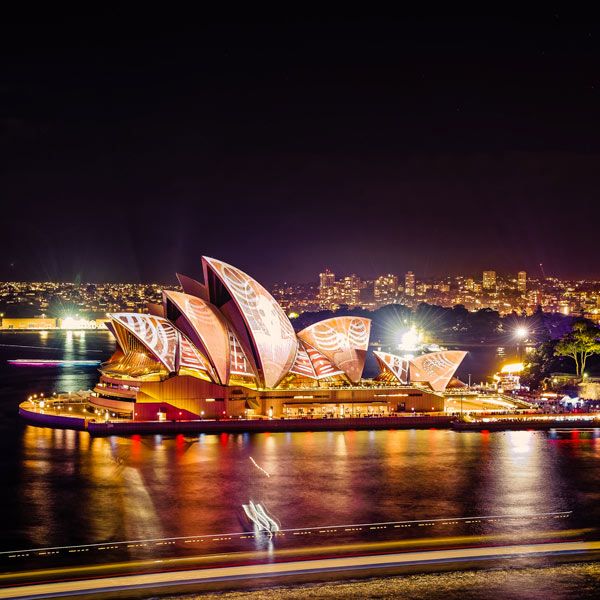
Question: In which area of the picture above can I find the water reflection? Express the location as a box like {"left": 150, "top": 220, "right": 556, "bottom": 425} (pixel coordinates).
{"left": 5, "top": 426, "right": 600, "bottom": 552}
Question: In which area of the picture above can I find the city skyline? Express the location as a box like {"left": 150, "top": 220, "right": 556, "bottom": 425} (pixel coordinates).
{"left": 3, "top": 263, "right": 600, "bottom": 286}
{"left": 3, "top": 265, "right": 600, "bottom": 325}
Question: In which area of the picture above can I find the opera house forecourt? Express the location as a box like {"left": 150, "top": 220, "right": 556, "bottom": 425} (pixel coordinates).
{"left": 75, "top": 256, "right": 528, "bottom": 423}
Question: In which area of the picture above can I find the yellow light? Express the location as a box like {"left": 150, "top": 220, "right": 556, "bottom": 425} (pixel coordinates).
{"left": 501, "top": 362, "right": 524, "bottom": 374}
{"left": 515, "top": 327, "right": 528, "bottom": 338}
{"left": 288, "top": 312, "right": 299, "bottom": 319}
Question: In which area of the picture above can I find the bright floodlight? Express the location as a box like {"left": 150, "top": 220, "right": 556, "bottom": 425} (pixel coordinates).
{"left": 399, "top": 327, "right": 420, "bottom": 351}
{"left": 515, "top": 327, "right": 528, "bottom": 339}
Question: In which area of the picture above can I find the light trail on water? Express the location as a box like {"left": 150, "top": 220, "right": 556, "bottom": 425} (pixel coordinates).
{"left": 249, "top": 456, "right": 270, "bottom": 478}
{"left": 0, "top": 510, "right": 572, "bottom": 557}
{"left": 0, "top": 344, "right": 104, "bottom": 353}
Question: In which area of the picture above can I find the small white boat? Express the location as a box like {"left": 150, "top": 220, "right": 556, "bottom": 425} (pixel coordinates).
{"left": 239, "top": 501, "right": 280, "bottom": 535}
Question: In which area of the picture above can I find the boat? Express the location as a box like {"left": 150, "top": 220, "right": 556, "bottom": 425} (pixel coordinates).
{"left": 238, "top": 501, "right": 280, "bottom": 534}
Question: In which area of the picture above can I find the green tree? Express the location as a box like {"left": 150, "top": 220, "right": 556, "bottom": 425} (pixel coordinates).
{"left": 554, "top": 320, "right": 600, "bottom": 377}
{"left": 521, "top": 339, "right": 560, "bottom": 390}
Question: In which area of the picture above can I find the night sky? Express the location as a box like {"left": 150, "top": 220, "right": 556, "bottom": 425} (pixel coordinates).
{"left": 2, "top": 21, "right": 600, "bottom": 285}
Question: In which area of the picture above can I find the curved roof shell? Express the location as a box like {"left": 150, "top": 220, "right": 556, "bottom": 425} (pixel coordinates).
{"left": 289, "top": 339, "right": 345, "bottom": 380}
{"left": 227, "top": 324, "right": 257, "bottom": 378}
{"left": 202, "top": 257, "right": 297, "bottom": 388}
{"left": 297, "top": 316, "right": 371, "bottom": 383}
{"left": 176, "top": 273, "right": 209, "bottom": 302}
{"left": 373, "top": 350, "right": 410, "bottom": 384}
{"left": 110, "top": 313, "right": 180, "bottom": 374}
{"left": 163, "top": 290, "right": 230, "bottom": 385}
{"left": 178, "top": 331, "right": 215, "bottom": 378}
{"left": 409, "top": 350, "right": 467, "bottom": 392}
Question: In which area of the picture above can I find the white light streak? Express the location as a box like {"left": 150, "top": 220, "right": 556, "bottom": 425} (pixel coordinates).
{"left": 249, "top": 456, "right": 270, "bottom": 478}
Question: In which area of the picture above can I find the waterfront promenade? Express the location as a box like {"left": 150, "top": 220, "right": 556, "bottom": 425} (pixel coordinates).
{"left": 3, "top": 538, "right": 599, "bottom": 599}
{"left": 18, "top": 398, "right": 600, "bottom": 435}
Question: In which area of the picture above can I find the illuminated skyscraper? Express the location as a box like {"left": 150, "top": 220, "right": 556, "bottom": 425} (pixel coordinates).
{"left": 483, "top": 270, "right": 496, "bottom": 291}
{"left": 404, "top": 271, "right": 415, "bottom": 296}
{"left": 517, "top": 271, "right": 527, "bottom": 293}
{"left": 318, "top": 269, "right": 335, "bottom": 309}
{"left": 374, "top": 274, "right": 398, "bottom": 304}
{"left": 339, "top": 274, "right": 361, "bottom": 307}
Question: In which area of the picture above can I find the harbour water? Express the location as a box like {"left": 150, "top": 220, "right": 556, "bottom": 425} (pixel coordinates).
{"left": 1, "top": 331, "right": 598, "bottom": 597}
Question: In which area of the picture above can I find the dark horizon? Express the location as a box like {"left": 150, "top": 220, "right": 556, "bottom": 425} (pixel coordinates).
{"left": 3, "top": 20, "right": 600, "bottom": 285}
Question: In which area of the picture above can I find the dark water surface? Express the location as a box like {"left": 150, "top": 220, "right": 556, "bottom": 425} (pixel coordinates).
{"left": 0, "top": 332, "right": 599, "bottom": 597}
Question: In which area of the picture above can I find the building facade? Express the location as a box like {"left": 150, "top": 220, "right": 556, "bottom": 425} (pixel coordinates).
{"left": 404, "top": 271, "right": 415, "bottom": 297}
{"left": 90, "top": 257, "right": 524, "bottom": 420}
{"left": 483, "top": 270, "right": 496, "bottom": 290}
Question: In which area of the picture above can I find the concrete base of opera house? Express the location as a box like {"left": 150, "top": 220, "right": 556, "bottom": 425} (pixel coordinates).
{"left": 90, "top": 375, "right": 467, "bottom": 422}
{"left": 18, "top": 399, "right": 453, "bottom": 434}
{"left": 19, "top": 399, "right": 600, "bottom": 435}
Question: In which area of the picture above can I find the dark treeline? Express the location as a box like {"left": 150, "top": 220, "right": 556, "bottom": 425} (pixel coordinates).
{"left": 293, "top": 303, "right": 577, "bottom": 348}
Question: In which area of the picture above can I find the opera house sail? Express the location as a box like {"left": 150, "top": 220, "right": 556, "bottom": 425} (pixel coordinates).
{"left": 92, "top": 256, "right": 480, "bottom": 421}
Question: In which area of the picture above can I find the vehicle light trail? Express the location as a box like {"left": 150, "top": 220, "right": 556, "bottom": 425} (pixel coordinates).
{"left": 0, "top": 529, "right": 591, "bottom": 585}
{"left": 1, "top": 540, "right": 599, "bottom": 599}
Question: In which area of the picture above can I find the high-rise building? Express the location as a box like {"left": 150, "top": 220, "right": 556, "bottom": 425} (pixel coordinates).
{"left": 339, "top": 274, "right": 361, "bottom": 307}
{"left": 404, "top": 271, "right": 415, "bottom": 296}
{"left": 374, "top": 274, "right": 398, "bottom": 304}
{"left": 517, "top": 271, "right": 527, "bottom": 293}
{"left": 319, "top": 269, "right": 335, "bottom": 289}
{"left": 318, "top": 269, "right": 335, "bottom": 309}
{"left": 482, "top": 271, "right": 496, "bottom": 291}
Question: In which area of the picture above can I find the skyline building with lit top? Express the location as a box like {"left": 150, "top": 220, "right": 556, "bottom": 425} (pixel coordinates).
{"left": 404, "top": 271, "right": 415, "bottom": 297}
{"left": 375, "top": 274, "right": 399, "bottom": 305}
{"left": 483, "top": 270, "right": 497, "bottom": 290}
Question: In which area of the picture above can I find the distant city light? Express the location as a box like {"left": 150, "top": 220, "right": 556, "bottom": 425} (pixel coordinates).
{"left": 515, "top": 327, "right": 528, "bottom": 339}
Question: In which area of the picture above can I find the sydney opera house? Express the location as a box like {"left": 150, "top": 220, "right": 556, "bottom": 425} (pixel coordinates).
{"left": 90, "top": 257, "right": 517, "bottom": 421}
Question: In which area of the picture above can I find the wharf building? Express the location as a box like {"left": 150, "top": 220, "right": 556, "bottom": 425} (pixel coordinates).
{"left": 91, "top": 257, "right": 524, "bottom": 421}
